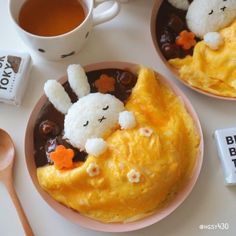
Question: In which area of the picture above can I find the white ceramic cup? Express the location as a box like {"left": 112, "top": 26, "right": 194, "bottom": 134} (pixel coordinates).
{"left": 9, "top": 0, "right": 120, "bottom": 61}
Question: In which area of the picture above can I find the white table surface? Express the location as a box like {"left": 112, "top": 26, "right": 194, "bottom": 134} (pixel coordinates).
{"left": 1, "top": 0, "right": 236, "bottom": 235}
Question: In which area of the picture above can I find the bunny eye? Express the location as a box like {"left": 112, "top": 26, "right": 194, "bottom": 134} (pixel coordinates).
{"left": 38, "top": 48, "right": 45, "bottom": 53}
{"left": 83, "top": 121, "right": 89, "bottom": 127}
{"left": 102, "top": 105, "right": 109, "bottom": 111}
{"left": 208, "top": 10, "right": 214, "bottom": 15}
{"left": 220, "top": 6, "right": 226, "bottom": 11}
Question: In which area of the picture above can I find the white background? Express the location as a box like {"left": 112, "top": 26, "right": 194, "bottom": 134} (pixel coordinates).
{"left": 0, "top": 0, "right": 236, "bottom": 235}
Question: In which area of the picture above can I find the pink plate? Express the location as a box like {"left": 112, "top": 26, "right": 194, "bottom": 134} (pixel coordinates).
{"left": 25, "top": 61, "right": 204, "bottom": 232}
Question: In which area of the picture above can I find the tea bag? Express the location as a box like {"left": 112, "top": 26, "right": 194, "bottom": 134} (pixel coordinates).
{"left": 214, "top": 127, "right": 236, "bottom": 185}
{"left": 0, "top": 50, "right": 31, "bottom": 106}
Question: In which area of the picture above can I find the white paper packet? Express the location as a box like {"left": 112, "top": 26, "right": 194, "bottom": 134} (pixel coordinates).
{"left": 0, "top": 50, "right": 31, "bottom": 106}
{"left": 214, "top": 127, "right": 236, "bottom": 185}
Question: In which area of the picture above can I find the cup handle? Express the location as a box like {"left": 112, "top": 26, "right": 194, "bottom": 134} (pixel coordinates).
{"left": 93, "top": 0, "right": 120, "bottom": 26}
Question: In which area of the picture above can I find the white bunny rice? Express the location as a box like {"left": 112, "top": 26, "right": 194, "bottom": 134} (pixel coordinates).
{"left": 44, "top": 80, "right": 72, "bottom": 114}
{"left": 64, "top": 93, "right": 125, "bottom": 150}
{"left": 186, "top": 0, "right": 236, "bottom": 38}
{"left": 85, "top": 138, "right": 108, "bottom": 157}
{"left": 204, "top": 32, "right": 224, "bottom": 50}
{"left": 168, "top": 0, "right": 190, "bottom": 10}
{"left": 67, "top": 64, "right": 90, "bottom": 98}
{"left": 119, "top": 111, "right": 136, "bottom": 129}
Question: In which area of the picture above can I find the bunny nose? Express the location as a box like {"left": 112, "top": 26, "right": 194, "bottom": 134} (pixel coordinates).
{"left": 98, "top": 116, "right": 106, "bottom": 123}
{"left": 220, "top": 6, "right": 226, "bottom": 11}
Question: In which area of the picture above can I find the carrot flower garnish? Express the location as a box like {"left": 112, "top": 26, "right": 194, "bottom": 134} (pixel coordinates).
{"left": 49, "top": 145, "right": 74, "bottom": 170}
{"left": 176, "top": 30, "right": 196, "bottom": 50}
{"left": 94, "top": 74, "right": 115, "bottom": 93}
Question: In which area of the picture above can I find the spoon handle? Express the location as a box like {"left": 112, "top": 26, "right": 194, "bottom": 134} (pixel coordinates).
{"left": 3, "top": 175, "right": 34, "bottom": 236}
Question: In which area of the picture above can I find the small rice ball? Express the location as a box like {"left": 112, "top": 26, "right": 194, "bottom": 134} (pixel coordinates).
{"left": 168, "top": 0, "right": 189, "bottom": 10}
{"left": 85, "top": 138, "right": 108, "bottom": 157}
{"left": 204, "top": 32, "right": 224, "bottom": 50}
{"left": 119, "top": 111, "right": 136, "bottom": 129}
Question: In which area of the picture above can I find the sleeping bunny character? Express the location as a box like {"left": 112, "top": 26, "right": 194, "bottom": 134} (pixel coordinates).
{"left": 44, "top": 64, "right": 136, "bottom": 157}
{"left": 168, "top": 0, "right": 236, "bottom": 49}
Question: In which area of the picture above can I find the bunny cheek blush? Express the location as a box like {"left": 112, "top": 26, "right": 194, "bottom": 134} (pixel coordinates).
{"left": 33, "top": 64, "right": 200, "bottom": 223}
{"left": 156, "top": 0, "right": 236, "bottom": 98}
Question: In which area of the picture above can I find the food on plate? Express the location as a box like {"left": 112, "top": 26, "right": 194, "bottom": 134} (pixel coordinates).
{"left": 169, "top": 20, "right": 236, "bottom": 97}
{"left": 157, "top": 0, "right": 236, "bottom": 97}
{"left": 34, "top": 64, "right": 200, "bottom": 223}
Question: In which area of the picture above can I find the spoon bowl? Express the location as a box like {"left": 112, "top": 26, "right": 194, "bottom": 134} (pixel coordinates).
{"left": 0, "top": 128, "right": 34, "bottom": 236}
{"left": 0, "top": 129, "right": 15, "bottom": 173}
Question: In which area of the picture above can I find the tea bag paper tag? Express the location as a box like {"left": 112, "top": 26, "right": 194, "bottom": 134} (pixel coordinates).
{"left": 214, "top": 127, "right": 236, "bottom": 185}
{"left": 0, "top": 50, "right": 31, "bottom": 105}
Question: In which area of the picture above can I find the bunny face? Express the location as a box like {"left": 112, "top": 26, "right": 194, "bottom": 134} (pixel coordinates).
{"left": 64, "top": 93, "right": 125, "bottom": 150}
{"left": 186, "top": 0, "right": 236, "bottom": 38}
{"left": 44, "top": 64, "right": 136, "bottom": 156}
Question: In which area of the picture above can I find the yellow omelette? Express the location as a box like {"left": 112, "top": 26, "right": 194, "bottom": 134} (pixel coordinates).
{"left": 169, "top": 19, "right": 236, "bottom": 98}
{"left": 37, "top": 68, "right": 200, "bottom": 223}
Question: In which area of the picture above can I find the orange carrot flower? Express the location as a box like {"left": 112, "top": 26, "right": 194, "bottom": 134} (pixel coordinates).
{"left": 176, "top": 30, "right": 196, "bottom": 50}
{"left": 94, "top": 74, "right": 115, "bottom": 93}
{"left": 49, "top": 145, "right": 74, "bottom": 170}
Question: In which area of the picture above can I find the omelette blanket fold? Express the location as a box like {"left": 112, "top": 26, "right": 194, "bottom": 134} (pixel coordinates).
{"left": 37, "top": 67, "right": 200, "bottom": 223}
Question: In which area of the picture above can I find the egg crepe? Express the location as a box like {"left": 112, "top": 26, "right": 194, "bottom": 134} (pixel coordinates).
{"left": 169, "top": 19, "right": 236, "bottom": 97}
{"left": 37, "top": 68, "right": 200, "bottom": 223}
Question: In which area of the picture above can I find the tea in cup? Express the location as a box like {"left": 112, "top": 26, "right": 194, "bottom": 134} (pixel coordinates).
{"left": 18, "top": 0, "right": 86, "bottom": 37}
{"left": 9, "top": 0, "right": 120, "bottom": 60}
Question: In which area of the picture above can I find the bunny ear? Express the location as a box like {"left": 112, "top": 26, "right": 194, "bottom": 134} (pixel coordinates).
{"left": 168, "top": 0, "right": 190, "bottom": 10}
{"left": 44, "top": 80, "right": 72, "bottom": 114}
{"left": 67, "top": 64, "right": 90, "bottom": 98}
